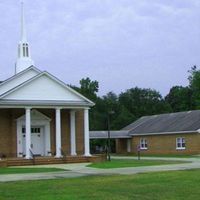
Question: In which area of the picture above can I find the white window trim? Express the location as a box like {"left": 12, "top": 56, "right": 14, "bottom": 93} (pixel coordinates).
{"left": 176, "top": 137, "right": 186, "bottom": 150}
{"left": 140, "top": 138, "right": 148, "bottom": 150}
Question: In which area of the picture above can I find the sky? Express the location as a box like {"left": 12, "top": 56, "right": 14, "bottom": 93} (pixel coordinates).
{"left": 0, "top": 0, "right": 200, "bottom": 97}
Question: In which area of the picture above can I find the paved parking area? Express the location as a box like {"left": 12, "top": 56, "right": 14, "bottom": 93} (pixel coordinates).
{"left": 0, "top": 156, "right": 200, "bottom": 182}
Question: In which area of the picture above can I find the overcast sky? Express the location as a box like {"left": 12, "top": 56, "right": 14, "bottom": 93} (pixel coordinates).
{"left": 0, "top": 0, "right": 200, "bottom": 97}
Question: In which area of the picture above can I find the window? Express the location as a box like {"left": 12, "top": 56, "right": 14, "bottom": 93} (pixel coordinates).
{"left": 22, "top": 43, "right": 29, "bottom": 57}
{"left": 26, "top": 46, "right": 29, "bottom": 57}
{"left": 21, "top": 127, "right": 41, "bottom": 133}
{"left": 23, "top": 45, "right": 26, "bottom": 57}
{"left": 176, "top": 137, "right": 185, "bottom": 150}
{"left": 22, "top": 127, "right": 25, "bottom": 133}
{"left": 140, "top": 138, "right": 148, "bottom": 149}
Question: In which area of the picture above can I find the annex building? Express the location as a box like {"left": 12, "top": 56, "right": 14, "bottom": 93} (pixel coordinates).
{"left": 90, "top": 110, "right": 200, "bottom": 155}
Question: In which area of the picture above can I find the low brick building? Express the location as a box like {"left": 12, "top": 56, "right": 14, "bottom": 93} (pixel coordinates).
{"left": 90, "top": 110, "right": 200, "bottom": 155}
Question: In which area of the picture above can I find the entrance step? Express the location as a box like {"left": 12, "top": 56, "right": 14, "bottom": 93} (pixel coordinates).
{"left": 3, "top": 155, "right": 106, "bottom": 167}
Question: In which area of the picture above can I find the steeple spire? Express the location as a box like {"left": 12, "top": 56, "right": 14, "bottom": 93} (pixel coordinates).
{"left": 21, "top": 1, "right": 27, "bottom": 42}
{"left": 15, "top": 1, "right": 34, "bottom": 74}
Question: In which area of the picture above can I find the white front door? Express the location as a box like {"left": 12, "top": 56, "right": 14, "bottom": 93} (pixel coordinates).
{"left": 22, "top": 127, "right": 44, "bottom": 156}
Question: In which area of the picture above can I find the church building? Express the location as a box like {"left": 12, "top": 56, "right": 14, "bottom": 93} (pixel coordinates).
{"left": 0, "top": 3, "right": 94, "bottom": 160}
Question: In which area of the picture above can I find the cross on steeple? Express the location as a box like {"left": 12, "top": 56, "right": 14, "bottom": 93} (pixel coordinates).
{"left": 15, "top": 1, "right": 34, "bottom": 74}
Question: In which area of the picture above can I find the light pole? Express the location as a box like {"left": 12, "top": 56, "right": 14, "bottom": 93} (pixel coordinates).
{"left": 107, "top": 111, "right": 114, "bottom": 161}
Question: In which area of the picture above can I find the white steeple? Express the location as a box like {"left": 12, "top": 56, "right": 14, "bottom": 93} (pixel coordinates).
{"left": 15, "top": 1, "right": 34, "bottom": 74}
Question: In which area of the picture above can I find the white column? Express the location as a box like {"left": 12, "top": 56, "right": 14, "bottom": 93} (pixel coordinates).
{"left": 25, "top": 107, "right": 31, "bottom": 159}
{"left": 55, "top": 108, "right": 62, "bottom": 157}
{"left": 84, "top": 108, "right": 91, "bottom": 156}
{"left": 127, "top": 139, "right": 131, "bottom": 153}
{"left": 70, "top": 110, "right": 77, "bottom": 156}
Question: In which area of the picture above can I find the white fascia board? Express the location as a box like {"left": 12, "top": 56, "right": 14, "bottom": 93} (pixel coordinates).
{"left": 0, "top": 99, "right": 92, "bottom": 108}
{"left": 131, "top": 130, "right": 198, "bottom": 136}
{"left": 0, "top": 71, "right": 94, "bottom": 106}
{"left": 0, "top": 66, "right": 41, "bottom": 87}
{"left": 0, "top": 104, "right": 91, "bottom": 109}
{"left": 0, "top": 99, "right": 91, "bottom": 105}
{"left": 0, "top": 66, "right": 41, "bottom": 96}
{"left": 42, "top": 71, "right": 95, "bottom": 106}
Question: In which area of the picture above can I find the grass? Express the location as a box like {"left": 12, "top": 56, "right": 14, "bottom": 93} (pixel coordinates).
{"left": 87, "top": 159, "right": 187, "bottom": 169}
{"left": 0, "top": 167, "right": 66, "bottom": 175}
{"left": 0, "top": 169, "right": 200, "bottom": 199}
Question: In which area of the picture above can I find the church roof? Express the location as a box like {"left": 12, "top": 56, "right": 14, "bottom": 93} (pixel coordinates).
{"left": 0, "top": 66, "right": 94, "bottom": 108}
{"left": 0, "top": 66, "right": 40, "bottom": 96}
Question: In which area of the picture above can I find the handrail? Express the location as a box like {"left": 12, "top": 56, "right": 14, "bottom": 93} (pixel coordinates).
{"left": 60, "top": 148, "right": 67, "bottom": 162}
{"left": 29, "top": 149, "right": 35, "bottom": 165}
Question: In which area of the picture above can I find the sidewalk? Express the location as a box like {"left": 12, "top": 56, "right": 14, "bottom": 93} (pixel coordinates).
{"left": 0, "top": 156, "right": 200, "bottom": 182}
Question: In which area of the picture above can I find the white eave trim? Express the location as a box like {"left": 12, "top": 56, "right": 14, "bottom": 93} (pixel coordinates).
{"left": 131, "top": 130, "right": 199, "bottom": 136}
{"left": 0, "top": 66, "right": 41, "bottom": 87}
{"left": 0, "top": 105, "right": 91, "bottom": 109}
{"left": 0, "top": 100, "right": 92, "bottom": 109}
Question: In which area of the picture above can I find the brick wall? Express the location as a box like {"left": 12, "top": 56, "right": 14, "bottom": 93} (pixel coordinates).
{"left": 0, "top": 109, "right": 12, "bottom": 157}
{"left": 34, "top": 109, "right": 84, "bottom": 156}
{"left": 131, "top": 133, "right": 200, "bottom": 155}
{"left": 115, "top": 139, "right": 127, "bottom": 153}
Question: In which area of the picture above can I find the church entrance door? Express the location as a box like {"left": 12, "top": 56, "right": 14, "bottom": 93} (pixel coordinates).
{"left": 22, "top": 127, "right": 44, "bottom": 156}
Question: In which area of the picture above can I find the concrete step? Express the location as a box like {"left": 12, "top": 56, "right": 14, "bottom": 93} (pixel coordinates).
{"left": 1, "top": 154, "right": 106, "bottom": 167}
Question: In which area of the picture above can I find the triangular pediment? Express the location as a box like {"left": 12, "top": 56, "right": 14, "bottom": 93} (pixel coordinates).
{"left": 17, "top": 109, "right": 51, "bottom": 121}
{"left": 0, "top": 71, "right": 94, "bottom": 105}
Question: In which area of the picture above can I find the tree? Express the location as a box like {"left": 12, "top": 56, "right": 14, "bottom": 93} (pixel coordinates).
{"left": 188, "top": 66, "right": 200, "bottom": 109}
{"left": 79, "top": 77, "right": 99, "bottom": 101}
{"left": 112, "top": 105, "right": 135, "bottom": 129}
{"left": 119, "top": 87, "right": 171, "bottom": 119}
{"left": 165, "top": 86, "right": 192, "bottom": 112}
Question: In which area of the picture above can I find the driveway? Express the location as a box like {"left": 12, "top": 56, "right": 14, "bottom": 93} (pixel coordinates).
{"left": 0, "top": 156, "right": 200, "bottom": 182}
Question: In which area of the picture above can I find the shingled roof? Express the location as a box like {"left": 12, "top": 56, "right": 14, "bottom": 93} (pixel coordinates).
{"left": 123, "top": 110, "right": 200, "bottom": 136}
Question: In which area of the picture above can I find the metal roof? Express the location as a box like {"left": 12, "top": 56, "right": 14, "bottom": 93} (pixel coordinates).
{"left": 123, "top": 110, "right": 200, "bottom": 135}
{"left": 90, "top": 131, "right": 130, "bottom": 139}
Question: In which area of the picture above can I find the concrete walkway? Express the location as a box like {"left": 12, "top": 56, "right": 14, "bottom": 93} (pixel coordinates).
{"left": 0, "top": 156, "right": 200, "bottom": 182}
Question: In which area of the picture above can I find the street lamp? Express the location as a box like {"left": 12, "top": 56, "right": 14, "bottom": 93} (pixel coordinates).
{"left": 107, "top": 111, "right": 114, "bottom": 161}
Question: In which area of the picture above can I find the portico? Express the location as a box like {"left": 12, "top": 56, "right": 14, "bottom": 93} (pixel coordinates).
{"left": 19, "top": 107, "right": 91, "bottom": 159}
{"left": 1, "top": 105, "right": 92, "bottom": 159}
{"left": 0, "top": 67, "right": 94, "bottom": 159}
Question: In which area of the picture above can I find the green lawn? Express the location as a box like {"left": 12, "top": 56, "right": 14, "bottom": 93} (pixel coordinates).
{"left": 87, "top": 159, "right": 187, "bottom": 169}
{"left": 0, "top": 167, "right": 66, "bottom": 175}
{"left": 0, "top": 169, "right": 200, "bottom": 200}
